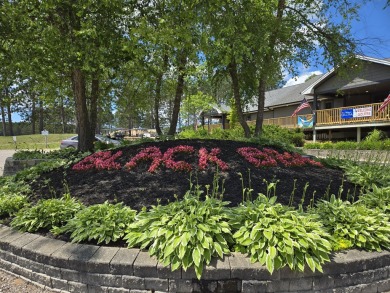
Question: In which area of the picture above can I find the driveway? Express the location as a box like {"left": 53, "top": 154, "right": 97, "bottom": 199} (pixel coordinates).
{"left": 0, "top": 150, "right": 16, "bottom": 176}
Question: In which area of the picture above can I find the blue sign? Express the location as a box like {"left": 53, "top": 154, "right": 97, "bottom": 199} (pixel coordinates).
{"left": 341, "top": 108, "right": 353, "bottom": 119}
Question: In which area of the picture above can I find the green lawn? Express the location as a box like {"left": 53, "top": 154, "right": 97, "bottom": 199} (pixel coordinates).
{"left": 0, "top": 134, "right": 76, "bottom": 150}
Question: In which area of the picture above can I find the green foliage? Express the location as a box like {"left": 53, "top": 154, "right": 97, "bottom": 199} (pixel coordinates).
{"left": 364, "top": 129, "right": 387, "bottom": 142}
{"left": 312, "top": 195, "right": 390, "bottom": 251}
{"left": 261, "top": 125, "right": 305, "bottom": 147}
{"left": 0, "top": 194, "right": 28, "bottom": 217}
{"left": 357, "top": 185, "right": 390, "bottom": 214}
{"left": 124, "top": 187, "right": 233, "bottom": 279}
{"left": 11, "top": 194, "right": 84, "bottom": 232}
{"left": 304, "top": 136, "right": 390, "bottom": 151}
{"left": 340, "top": 161, "right": 390, "bottom": 189}
{"left": 53, "top": 202, "right": 136, "bottom": 245}
{"left": 13, "top": 148, "right": 89, "bottom": 161}
{"left": 230, "top": 194, "right": 332, "bottom": 274}
{"left": 178, "top": 128, "right": 209, "bottom": 139}
{"left": 13, "top": 160, "right": 68, "bottom": 184}
{"left": 94, "top": 140, "right": 117, "bottom": 151}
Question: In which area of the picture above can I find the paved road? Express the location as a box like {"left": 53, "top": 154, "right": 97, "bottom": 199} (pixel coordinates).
{"left": 0, "top": 150, "right": 16, "bottom": 176}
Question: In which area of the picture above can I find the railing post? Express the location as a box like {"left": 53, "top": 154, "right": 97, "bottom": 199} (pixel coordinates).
{"left": 357, "top": 127, "right": 361, "bottom": 142}
{"left": 313, "top": 94, "right": 318, "bottom": 142}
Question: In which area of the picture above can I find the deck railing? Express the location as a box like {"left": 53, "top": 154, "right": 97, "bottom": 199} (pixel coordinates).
{"left": 205, "top": 102, "right": 390, "bottom": 130}
{"left": 316, "top": 102, "right": 390, "bottom": 126}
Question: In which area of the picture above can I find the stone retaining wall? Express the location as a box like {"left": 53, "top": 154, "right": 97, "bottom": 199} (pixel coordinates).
{"left": 2, "top": 158, "right": 50, "bottom": 176}
{"left": 303, "top": 149, "right": 389, "bottom": 163}
{"left": 0, "top": 225, "right": 389, "bottom": 293}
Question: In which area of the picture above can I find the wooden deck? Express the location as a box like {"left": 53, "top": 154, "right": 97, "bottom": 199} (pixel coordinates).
{"left": 207, "top": 102, "right": 390, "bottom": 130}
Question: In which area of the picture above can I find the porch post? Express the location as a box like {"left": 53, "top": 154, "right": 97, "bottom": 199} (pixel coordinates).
{"left": 313, "top": 94, "right": 318, "bottom": 142}
{"left": 357, "top": 127, "right": 361, "bottom": 142}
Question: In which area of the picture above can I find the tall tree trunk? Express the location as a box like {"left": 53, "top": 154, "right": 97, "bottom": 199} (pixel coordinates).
{"left": 31, "top": 96, "right": 36, "bottom": 134}
{"left": 7, "top": 102, "right": 13, "bottom": 136}
{"left": 60, "top": 97, "right": 66, "bottom": 133}
{"left": 72, "top": 68, "right": 93, "bottom": 151}
{"left": 228, "top": 59, "right": 251, "bottom": 138}
{"left": 254, "top": 0, "right": 285, "bottom": 137}
{"left": 90, "top": 76, "right": 99, "bottom": 139}
{"left": 154, "top": 54, "right": 168, "bottom": 135}
{"left": 254, "top": 77, "right": 266, "bottom": 136}
{"left": 167, "top": 52, "right": 187, "bottom": 136}
{"left": 0, "top": 100, "right": 6, "bottom": 136}
{"left": 39, "top": 99, "right": 44, "bottom": 132}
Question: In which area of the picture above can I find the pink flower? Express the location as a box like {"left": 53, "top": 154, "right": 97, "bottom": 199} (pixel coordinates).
{"left": 125, "top": 147, "right": 163, "bottom": 173}
{"left": 73, "top": 151, "right": 122, "bottom": 171}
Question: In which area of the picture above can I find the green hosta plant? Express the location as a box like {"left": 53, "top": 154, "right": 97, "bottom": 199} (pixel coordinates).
{"left": 0, "top": 194, "right": 28, "bottom": 217}
{"left": 11, "top": 194, "right": 84, "bottom": 232}
{"left": 124, "top": 188, "right": 233, "bottom": 279}
{"left": 230, "top": 194, "right": 332, "bottom": 274}
{"left": 357, "top": 184, "right": 390, "bottom": 214}
{"left": 340, "top": 161, "right": 390, "bottom": 189}
{"left": 53, "top": 201, "right": 136, "bottom": 244}
{"left": 312, "top": 194, "right": 390, "bottom": 251}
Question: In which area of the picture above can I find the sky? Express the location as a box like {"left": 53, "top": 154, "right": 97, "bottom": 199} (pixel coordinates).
{"left": 284, "top": 0, "right": 390, "bottom": 86}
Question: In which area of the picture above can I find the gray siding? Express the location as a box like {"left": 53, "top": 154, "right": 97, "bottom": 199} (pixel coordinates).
{"left": 316, "top": 63, "right": 390, "bottom": 94}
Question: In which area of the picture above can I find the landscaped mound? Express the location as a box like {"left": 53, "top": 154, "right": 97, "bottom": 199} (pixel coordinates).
{"left": 29, "top": 139, "right": 356, "bottom": 210}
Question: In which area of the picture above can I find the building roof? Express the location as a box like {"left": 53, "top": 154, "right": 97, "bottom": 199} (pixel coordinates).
{"left": 301, "top": 55, "right": 390, "bottom": 95}
{"left": 245, "top": 74, "right": 323, "bottom": 112}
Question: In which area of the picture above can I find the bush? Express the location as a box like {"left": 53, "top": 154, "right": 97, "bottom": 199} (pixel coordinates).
{"left": 312, "top": 195, "right": 390, "bottom": 251}
{"left": 0, "top": 194, "right": 28, "bottom": 217}
{"left": 13, "top": 148, "right": 89, "bottom": 161}
{"left": 53, "top": 201, "right": 136, "bottom": 244}
{"left": 357, "top": 185, "right": 390, "bottom": 214}
{"left": 230, "top": 194, "right": 332, "bottom": 273}
{"left": 124, "top": 187, "right": 233, "bottom": 279}
{"left": 340, "top": 161, "right": 390, "bottom": 189}
{"left": 11, "top": 194, "right": 84, "bottom": 232}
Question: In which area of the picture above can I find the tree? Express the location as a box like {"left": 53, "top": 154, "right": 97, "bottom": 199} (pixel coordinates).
{"left": 9, "top": 0, "right": 137, "bottom": 150}
{"left": 203, "top": 0, "right": 360, "bottom": 137}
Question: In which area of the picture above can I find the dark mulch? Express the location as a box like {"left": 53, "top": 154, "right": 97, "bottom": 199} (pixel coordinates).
{"left": 28, "top": 139, "right": 357, "bottom": 211}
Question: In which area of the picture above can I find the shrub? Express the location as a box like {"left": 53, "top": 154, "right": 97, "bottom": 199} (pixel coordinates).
{"left": 13, "top": 148, "right": 89, "bottom": 161}
{"left": 340, "top": 161, "right": 390, "bottom": 189}
{"left": 312, "top": 195, "right": 390, "bottom": 251}
{"left": 11, "top": 194, "right": 84, "bottom": 232}
{"left": 357, "top": 185, "right": 390, "bottom": 214}
{"left": 53, "top": 202, "right": 136, "bottom": 244}
{"left": 230, "top": 194, "right": 332, "bottom": 273}
{"left": 124, "top": 187, "right": 233, "bottom": 279}
{"left": 364, "top": 129, "right": 387, "bottom": 142}
{"left": 0, "top": 194, "right": 28, "bottom": 217}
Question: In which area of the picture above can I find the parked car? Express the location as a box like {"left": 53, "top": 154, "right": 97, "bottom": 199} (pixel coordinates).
{"left": 60, "top": 135, "right": 121, "bottom": 149}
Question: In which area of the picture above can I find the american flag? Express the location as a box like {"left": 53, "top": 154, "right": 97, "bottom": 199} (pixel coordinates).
{"left": 378, "top": 94, "right": 390, "bottom": 112}
{"left": 291, "top": 98, "right": 311, "bottom": 116}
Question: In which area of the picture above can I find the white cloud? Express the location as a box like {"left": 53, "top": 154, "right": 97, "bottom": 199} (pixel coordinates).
{"left": 284, "top": 70, "right": 323, "bottom": 87}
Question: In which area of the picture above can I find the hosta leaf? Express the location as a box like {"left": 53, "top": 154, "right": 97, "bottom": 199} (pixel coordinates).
{"left": 265, "top": 253, "right": 274, "bottom": 274}
{"left": 178, "top": 244, "right": 186, "bottom": 260}
{"left": 192, "top": 247, "right": 202, "bottom": 267}
{"left": 195, "top": 264, "right": 203, "bottom": 280}
{"left": 305, "top": 254, "right": 316, "bottom": 272}
{"left": 264, "top": 230, "right": 273, "bottom": 241}
{"left": 171, "top": 256, "right": 181, "bottom": 271}
{"left": 269, "top": 246, "right": 277, "bottom": 259}
{"left": 214, "top": 242, "right": 223, "bottom": 258}
{"left": 204, "top": 249, "right": 211, "bottom": 264}
{"left": 164, "top": 244, "right": 175, "bottom": 258}
{"left": 358, "top": 234, "right": 367, "bottom": 243}
{"left": 197, "top": 229, "right": 204, "bottom": 242}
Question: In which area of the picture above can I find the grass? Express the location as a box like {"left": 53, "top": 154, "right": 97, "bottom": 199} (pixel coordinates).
{"left": 0, "top": 134, "right": 75, "bottom": 150}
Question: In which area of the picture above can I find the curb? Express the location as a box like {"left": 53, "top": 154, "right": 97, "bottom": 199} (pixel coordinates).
{"left": 0, "top": 225, "right": 389, "bottom": 293}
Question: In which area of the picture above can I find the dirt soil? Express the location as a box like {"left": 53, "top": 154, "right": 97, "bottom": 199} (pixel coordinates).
{"left": 29, "top": 139, "right": 357, "bottom": 211}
